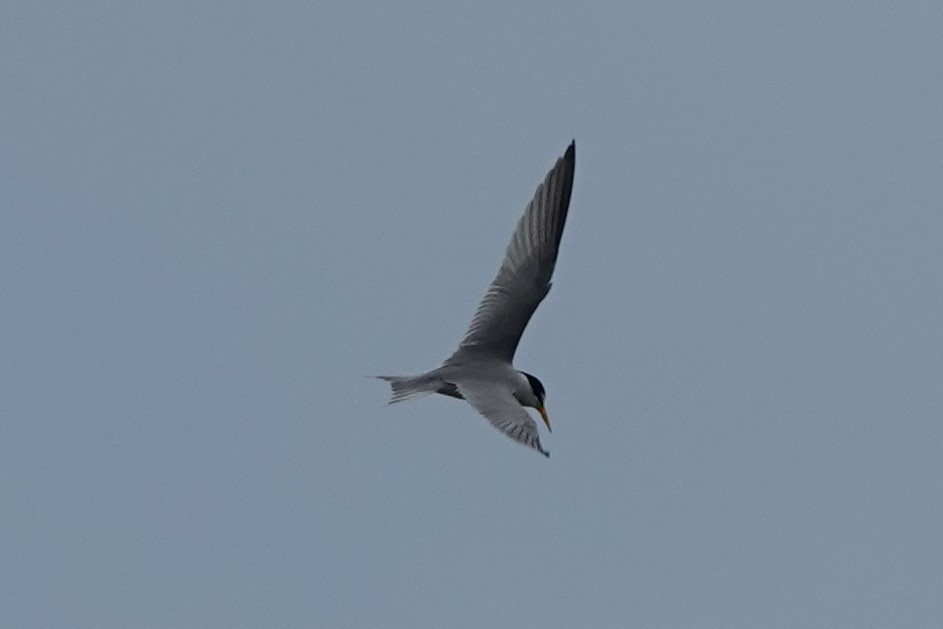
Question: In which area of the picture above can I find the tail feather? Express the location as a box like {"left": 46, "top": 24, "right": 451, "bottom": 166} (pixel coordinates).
{"left": 375, "top": 375, "right": 438, "bottom": 404}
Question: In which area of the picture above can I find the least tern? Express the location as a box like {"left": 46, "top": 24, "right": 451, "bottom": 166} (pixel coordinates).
{"left": 378, "top": 142, "right": 575, "bottom": 457}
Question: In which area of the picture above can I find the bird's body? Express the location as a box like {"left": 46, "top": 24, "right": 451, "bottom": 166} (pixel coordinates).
{"left": 378, "top": 142, "right": 576, "bottom": 457}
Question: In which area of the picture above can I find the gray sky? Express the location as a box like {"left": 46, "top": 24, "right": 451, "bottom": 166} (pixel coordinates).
{"left": 3, "top": 2, "right": 942, "bottom": 627}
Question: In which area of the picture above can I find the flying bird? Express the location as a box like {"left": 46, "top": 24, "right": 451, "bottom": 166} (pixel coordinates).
{"left": 378, "top": 142, "right": 576, "bottom": 457}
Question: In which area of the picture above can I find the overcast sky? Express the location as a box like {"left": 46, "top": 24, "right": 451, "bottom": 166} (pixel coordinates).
{"left": 3, "top": 2, "right": 942, "bottom": 627}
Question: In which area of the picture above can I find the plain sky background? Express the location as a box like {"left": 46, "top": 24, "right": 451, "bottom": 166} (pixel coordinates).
{"left": 3, "top": 2, "right": 942, "bottom": 627}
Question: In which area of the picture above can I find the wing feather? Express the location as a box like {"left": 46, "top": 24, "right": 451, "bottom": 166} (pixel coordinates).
{"left": 458, "top": 381, "right": 549, "bottom": 457}
{"left": 447, "top": 142, "right": 575, "bottom": 364}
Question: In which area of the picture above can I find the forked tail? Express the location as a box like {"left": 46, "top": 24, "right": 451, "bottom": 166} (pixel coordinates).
{"left": 375, "top": 375, "right": 439, "bottom": 404}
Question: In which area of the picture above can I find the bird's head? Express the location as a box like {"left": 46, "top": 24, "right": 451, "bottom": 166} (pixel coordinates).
{"left": 520, "top": 371, "right": 551, "bottom": 432}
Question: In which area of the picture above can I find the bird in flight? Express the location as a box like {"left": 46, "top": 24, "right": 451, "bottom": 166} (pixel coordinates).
{"left": 378, "top": 142, "right": 576, "bottom": 457}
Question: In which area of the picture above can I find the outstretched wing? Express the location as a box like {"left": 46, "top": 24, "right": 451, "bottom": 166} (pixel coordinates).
{"left": 458, "top": 380, "right": 550, "bottom": 457}
{"left": 447, "top": 142, "right": 575, "bottom": 364}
